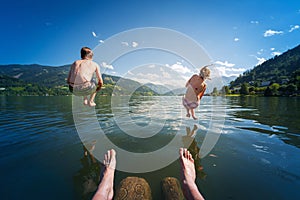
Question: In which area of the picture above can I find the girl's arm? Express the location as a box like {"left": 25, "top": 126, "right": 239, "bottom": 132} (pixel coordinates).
{"left": 197, "top": 84, "right": 206, "bottom": 100}
{"left": 186, "top": 75, "right": 196, "bottom": 87}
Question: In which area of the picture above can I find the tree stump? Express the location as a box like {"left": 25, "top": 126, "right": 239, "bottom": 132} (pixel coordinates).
{"left": 114, "top": 176, "right": 152, "bottom": 200}
{"left": 162, "top": 177, "right": 184, "bottom": 200}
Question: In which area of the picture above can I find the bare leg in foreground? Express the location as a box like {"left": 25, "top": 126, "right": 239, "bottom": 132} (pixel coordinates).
{"left": 92, "top": 149, "right": 116, "bottom": 200}
{"left": 179, "top": 148, "right": 204, "bottom": 200}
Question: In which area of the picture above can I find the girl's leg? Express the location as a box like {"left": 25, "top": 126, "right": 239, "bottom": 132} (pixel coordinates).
{"left": 186, "top": 108, "right": 190, "bottom": 118}
{"left": 191, "top": 109, "right": 197, "bottom": 120}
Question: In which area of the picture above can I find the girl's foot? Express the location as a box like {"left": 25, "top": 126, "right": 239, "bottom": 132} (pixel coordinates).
{"left": 192, "top": 115, "right": 198, "bottom": 120}
{"left": 186, "top": 113, "right": 190, "bottom": 118}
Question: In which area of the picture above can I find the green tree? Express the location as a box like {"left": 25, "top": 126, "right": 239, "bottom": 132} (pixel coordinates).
{"left": 264, "top": 86, "right": 273, "bottom": 96}
{"left": 240, "top": 83, "right": 249, "bottom": 95}
{"left": 286, "top": 84, "right": 297, "bottom": 95}
{"left": 211, "top": 87, "right": 219, "bottom": 96}
{"left": 270, "top": 83, "right": 280, "bottom": 96}
{"left": 222, "top": 86, "right": 230, "bottom": 95}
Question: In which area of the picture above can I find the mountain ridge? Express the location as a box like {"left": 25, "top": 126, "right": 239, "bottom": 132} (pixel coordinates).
{"left": 230, "top": 44, "right": 300, "bottom": 88}
{"left": 0, "top": 64, "right": 157, "bottom": 96}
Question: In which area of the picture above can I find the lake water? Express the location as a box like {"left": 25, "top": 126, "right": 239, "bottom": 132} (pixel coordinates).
{"left": 0, "top": 96, "right": 299, "bottom": 200}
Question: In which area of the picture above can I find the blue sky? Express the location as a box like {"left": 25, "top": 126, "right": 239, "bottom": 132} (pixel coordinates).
{"left": 1, "top": 0, "right": 300, "bottom": 78}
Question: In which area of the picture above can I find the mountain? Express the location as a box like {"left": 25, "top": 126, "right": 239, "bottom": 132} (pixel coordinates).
{"left": 0, "top": 64, "right": 157, "bottom": 96}
{"left": 222, "top": 75, "right": 237, "bottom": 86}
{"left": 230, "top": 44, "right": 300, "bottom": 88}
{"left": 0, "top": 64, "right": 70, "bottom": 87}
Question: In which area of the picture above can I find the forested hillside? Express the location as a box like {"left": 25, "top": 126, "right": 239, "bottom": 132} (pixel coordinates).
{"left": 0, "top": 64, "right": 157, "bottom": 96}
{"left": 229, "top": 44, "right": 300, "bottom": 96}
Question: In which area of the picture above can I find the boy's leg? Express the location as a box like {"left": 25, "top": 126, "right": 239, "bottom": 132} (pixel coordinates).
{"left": 84, "top": 96, "right": 88, "bottom": 105}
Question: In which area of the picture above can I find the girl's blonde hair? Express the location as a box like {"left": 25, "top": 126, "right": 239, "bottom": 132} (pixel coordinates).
{"left": 200, "top": 66, "right": 211, "bottom": 80}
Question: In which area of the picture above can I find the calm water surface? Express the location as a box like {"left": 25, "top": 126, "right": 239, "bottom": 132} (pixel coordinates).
{"left": 0, "top": 96, "right": 299, "bottom": 200}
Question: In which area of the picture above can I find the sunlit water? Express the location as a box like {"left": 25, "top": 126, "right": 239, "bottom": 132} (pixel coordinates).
{"left": 0, "top": 96, "right": 299, "bottom": 200}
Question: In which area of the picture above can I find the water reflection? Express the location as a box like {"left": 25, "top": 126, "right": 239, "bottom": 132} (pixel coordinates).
{"left": 73, "top": 123, "right": 207, "bottom": 199}
{"left": 73, "top": 141, "right": 100, "bottom": 200}
{"left": 183, "top": 125, "right": 207, "bottom": 180}
{"left": 2, "top": 96, "right": 299, "bottom": 199}
{"left": 227, "top": 96, "right": 300, "bottom": 148}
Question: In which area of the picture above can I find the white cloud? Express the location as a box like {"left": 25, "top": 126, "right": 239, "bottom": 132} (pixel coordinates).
{"left": 270, "top": 47, "right": 275, "bottom": 51}
{"left": 214, "top": 60, "right": 235, "bottom": 67}
{"left": 92, "top": 31, "right": 98, "bottom": 38}
{"left": 166, "top": 62, "right": 192, "bottom": 74}
{"left": 132, "top": 41, "right": 139, "bottom": 47}
{"left": 127, "top": 71, "right": 134, "bottom": 75}
{"left": 288, "top": 25, "right": 299, "bottom": 32}
{"left": 101, "top": 62, "right": 114, "bottom": 70}
{"left": 263, "top": 29, "right": 283, "bottom": 37}
{"left": 257, "top": 49, "right": 264, "bottom": 55}
{"left": 234, "top": 38, "right": 239, "bottom": 42}
{"left": 99, "top": 40, "right": 104, "bottom": 43}
{"left": 250, "top": 20, "right": 259, "bottom": 24}
{"left": 121, "top": 41, "right": 129, "bottom": 46}
{"left": 271, "top": 51, "right": 281, "bottom": 56}
{"left": 162, "top": 71, "right": 171, "bottom": 78}
{"left": 214, "top": 60, "right": 246, "bottom": 77}
{"left": 121, "top": 41, "right": 139, "bottom": 47}
{"left": 215, "top": 66, "right": 246, "bottom": 77}
{"left": 255, "top": 56, "right": 266, "bottom": 66}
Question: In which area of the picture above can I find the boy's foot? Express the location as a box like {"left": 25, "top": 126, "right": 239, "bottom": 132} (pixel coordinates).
{"left": 84, "top": 98, "right": 89, "bottom": 105}
{"left": 89, "top": 101, "right": 96, "bottom": 107}
{"left": 179, "top": 148, "right": 204, "bottom": 200}
{"left": 92, "top": 149, "right": 116, "bottom": 200}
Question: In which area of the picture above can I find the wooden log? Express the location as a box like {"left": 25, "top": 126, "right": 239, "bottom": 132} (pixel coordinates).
{"left": 114, "top": 176, "right": 152, "bottom": 200}
{"left": 162, "top": 177, "right": 184, "bottom": 200}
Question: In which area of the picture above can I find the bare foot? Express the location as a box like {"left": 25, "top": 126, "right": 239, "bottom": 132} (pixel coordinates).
{"left": 192, "top": 124, "right": 198, "bottom": 132}
{"left": 186, "top": 113, "right": 191, "bottom": 118}
{"left": 179, "top": 148, "right": 204, "bottom": 200}
{"left": 92, "top": 149, "right": 116, "bottom": 200}
{"left": 89, "top": 101, "right": 96, "bottom": 107}
{"left": 84, "top": 97, "right": 88, "bottom": 105}
{"left": 192, "top": 115, "right": 198, "bottom": 120}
